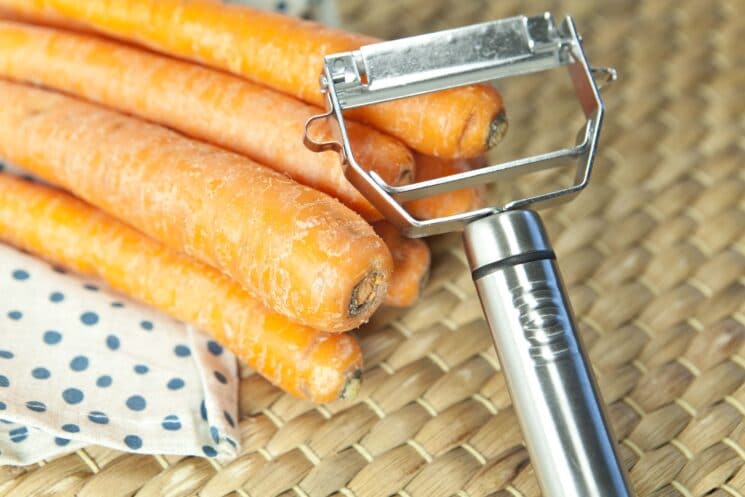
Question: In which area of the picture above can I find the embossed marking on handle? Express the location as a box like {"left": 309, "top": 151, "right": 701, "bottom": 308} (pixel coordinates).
{"left": 511, "top": 280, "right": 575, "bottom": 363}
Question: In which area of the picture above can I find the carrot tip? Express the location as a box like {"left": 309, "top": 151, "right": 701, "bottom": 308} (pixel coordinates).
{"left": 396, "top": 167, "right": 414, "bottom": 185}
{"left": 339, "top": 369, "right": 362, "bottom": 400}
{"left": 419, "top": 267, "right": 431, "bottom": 294}
{"left": 487, "top": 110, "right": 509, "bottom": 149}
{"left": 349, "top": 270, "right": 385, "bottom": 317}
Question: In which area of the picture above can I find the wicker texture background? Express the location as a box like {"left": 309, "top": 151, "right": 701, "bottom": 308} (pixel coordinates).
{"left": 1, "top": 0, "right": 744, "bottom": 495}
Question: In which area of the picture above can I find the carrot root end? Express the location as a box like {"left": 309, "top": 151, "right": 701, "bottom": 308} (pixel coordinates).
{"left": 349, "top": 270, "right": 384, "bottom": 317}
{"left": 487, "top": 110, "right": 508, "bottom": 149}
{"left": 396, "top": 166, "right": 414, "bottom": 185}
{"left": 419, "top": 266, "right": 431, "bottom": 295}
{"left": 339, "top": 369, "right": 362, "bottom": 400}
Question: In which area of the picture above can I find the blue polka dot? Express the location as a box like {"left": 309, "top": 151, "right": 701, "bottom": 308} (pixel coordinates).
{"left": 126, "top": 395, "right": 146, "bottom": 411}
{"left": 207, "top": 341, "right": 223, "bottom": 356}
{"left": 54, "top": 437, "right": 70, "bottom": 447}
{"left": 9, "top": 427, "right": 28, "bottom": 443}
{"left": 124, "top": 435, "right": 142, "bottom": 450}
{"left": 25, "top": 401, "right": 47, "bottom": 413}
{"left": 200, "top": 400, "right": 207, "bottom": 421}
{"left": 0, "top": 418, "right": 11, "bottom": 424}
{"left": 7, "top": 310, "right": 22, "bottom": 320}
{"left": 140, "top": 320, "right": 153, "bottom": 331}
{"left": 202, "top": 445, "right": 217, "bottom": 458}
{"left": 61, "top": 423, "right": 80, "bottom": 433}
{"left": 32, "top": 367, "right": 51, "bottom": 380}
{"left": 49, "top": 291, "right": 65, "bottom": 303}
{"left": 80, "top": 312, "right": 99, "bottom": 326}
{"left": 161, "top": 415, "right": 181, "bottom": 431}
{"left": 62, "top": 388, "right": 84, "bottom": 404}
{"left": 110, "top": 301, "right": 124, "bottom": 308}
{"left": 43, "top": 330, "right": 62, "bottom": 344}
{"left": 213, "top": 371, "right": 228, "bottom": 384}
{"left": 96, "top": 375, "right": 112, "bottom": 388}
{"left": 0, "top": 375, "right": 9, "bottom": 387}
{"left": 0, "top": 350, "right": 13, "bottom": 359}
{"left": 106, "top": 335, "right": 120, "bottom": 350}
{"left": 167, "top": 378, "right": 185, "bottom": 390}
{"left": 224, "top": 411, "right": 235, "bottom": 428}
{"left": 134, "top": 364, "right": 149, "bottom": 375}
{"left": 83, "top": 284, "right": 99, "bottom": 291}
{"left": 226, "top": 437, "right": 237, "bottom": 449}
{"left": 210, "top": 426, "right": 219, "bottom": 443}
{"left": 12, "top": 269, "right": 29, "bottom": 280}
{"left": 210, "top": 426, "right": 220, "bottom": 443}
{"left": 88, "top": 411, "right": 109, "bottom": 424}
{"left": 0, "top": 401, "right": 6, "bottom": 410}
{"left": 174, "top": 345, "right": 191, "bottom": 357}
{"left": 70, "top": 356, "right": 89, "bottom": 372}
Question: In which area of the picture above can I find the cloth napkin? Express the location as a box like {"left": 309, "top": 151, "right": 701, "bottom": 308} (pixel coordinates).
{"left": 0, "top": 165, "right": 241, "bottom": 465}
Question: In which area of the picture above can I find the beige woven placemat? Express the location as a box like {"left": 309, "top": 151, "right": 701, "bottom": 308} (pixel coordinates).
{"left": 1, "top": 0, "right": 743, "bottom": 495}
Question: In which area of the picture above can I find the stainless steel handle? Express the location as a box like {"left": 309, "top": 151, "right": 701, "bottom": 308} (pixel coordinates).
{"left": 463, "top": 210, "right": 633, "bottom": 497}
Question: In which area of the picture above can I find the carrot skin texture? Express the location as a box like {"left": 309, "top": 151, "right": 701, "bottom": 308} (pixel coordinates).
{"left": 0, "top": 79, "right": 392, "bottom": 332}
{"left": 0, "top": 4, "right": 85, "bottom": 28}
{"left": 406, "top": 154, "right": 487, "bottom": 219}
{"left": 0, "top": 21, "right": 414, "bottom": 221}
{"left": 373, "top": 221, "right": 431, "bottom": 308}
{"left": 0, "top": 174, "right": 362, "bottom": 403}
{"left": 0, "top": 0, "right": 506, "bottom": 158}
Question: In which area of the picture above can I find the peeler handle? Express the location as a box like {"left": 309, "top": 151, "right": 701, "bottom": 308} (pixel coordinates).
{"left": 463, "top": 210, "right": 634, "bottom": 497}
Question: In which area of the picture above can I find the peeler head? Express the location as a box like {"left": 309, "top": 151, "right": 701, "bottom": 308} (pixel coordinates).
{"left": 304, "top": 13, "right": 614, "bottom": 238}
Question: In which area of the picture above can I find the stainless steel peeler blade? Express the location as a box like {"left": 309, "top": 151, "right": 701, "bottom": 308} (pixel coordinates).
{"left": 305, "top": 13, "right": 633, "bottom": 497}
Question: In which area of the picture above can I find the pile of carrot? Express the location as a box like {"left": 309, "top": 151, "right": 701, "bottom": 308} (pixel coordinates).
{"left": 0, "top": 1, "right": 504, "bottom": 403}
{"left": 0, "top": 174, "right": 362, "bottom": 403}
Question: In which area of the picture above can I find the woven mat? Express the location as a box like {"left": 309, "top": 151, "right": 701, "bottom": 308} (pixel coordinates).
{"left": 1, "top": 0, "right": 744, "bottom": 495}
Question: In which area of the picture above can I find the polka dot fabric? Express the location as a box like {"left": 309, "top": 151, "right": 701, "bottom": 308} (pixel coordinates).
{"left": 0, "top": 242, "right": 240, "bottom": 465}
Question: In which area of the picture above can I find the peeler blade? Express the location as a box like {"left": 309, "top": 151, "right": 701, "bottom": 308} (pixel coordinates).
{"left": 325, "top": 13, "right": 572, "bottom": 109}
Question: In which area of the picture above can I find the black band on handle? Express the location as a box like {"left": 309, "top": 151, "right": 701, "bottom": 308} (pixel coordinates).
{"left": 471, "top": 249, "right": 556, "bottom": 281}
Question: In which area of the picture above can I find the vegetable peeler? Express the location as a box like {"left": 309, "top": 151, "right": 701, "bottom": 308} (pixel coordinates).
{"left": 304, "top": 12, "right": 632, "bottom": 497}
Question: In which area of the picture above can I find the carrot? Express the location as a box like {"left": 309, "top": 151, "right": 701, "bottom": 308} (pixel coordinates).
{"left": 0, "top": 173, "right": 362, "bottom": 402}
{"left": 0, "top": 20, "right": 414, "bottom": 221}
{"left": 0, "top": 0, "right": 507, "bottom": 158}
{"left": 0, "top": 79, "right": 392, "bottom": 332}
{"left": 0, "top": 2, "right": 82, "bottom": 28}
{"left": 406, "top": 154, "right": 487, "bottom": 219}
{"left": 373, "top": 221, "right": 431, "bottom": 308}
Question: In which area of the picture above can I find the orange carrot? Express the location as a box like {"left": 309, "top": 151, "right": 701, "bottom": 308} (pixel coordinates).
{"left": 0, "top": 0, "right": 507, "bottom": 158}
{"left": 0, "top": 20, "right": 414, "bottom": 221}
{"left": 0, "top": 79, "right": 392, "bottom": 332}
{"left": 406, "top": 154, "right": 487, "bottom": 219}
{"left": 0, "top": 173, "right": 362, "bottom": 402}
{"left": 0, "top": 3, "right": 83, "bottom": 28}
{"left": 373, "top": 221, "right": 431, "bottom": 307}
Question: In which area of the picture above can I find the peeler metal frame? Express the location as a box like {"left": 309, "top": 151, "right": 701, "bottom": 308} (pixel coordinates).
{"left": 305, "top": 13, "right": 633, "bottom": 497}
